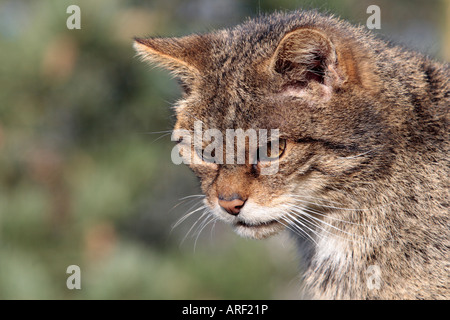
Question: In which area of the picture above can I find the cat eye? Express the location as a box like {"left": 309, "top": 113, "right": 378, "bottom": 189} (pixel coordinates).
{"left": 194, "top": 139, "right": 286, "bottom": 164}
{"left": 257, "top": 139, "right": 287, "bottom": 162}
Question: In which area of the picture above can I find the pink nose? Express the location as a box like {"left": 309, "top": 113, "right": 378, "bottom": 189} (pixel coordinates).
{"left": 218, "top": 198, "right": 246, "bottom": 216}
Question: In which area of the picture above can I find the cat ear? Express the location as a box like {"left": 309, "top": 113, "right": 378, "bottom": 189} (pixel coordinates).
{"left": 133, "top": 34, "right": 210, "bottom": 78}
{"left": 270, "top": 28, "right": 344, "bottom": 98}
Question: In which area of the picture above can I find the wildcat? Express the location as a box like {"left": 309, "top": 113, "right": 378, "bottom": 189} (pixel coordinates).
{"left": 134, "top": 10, "right": 449, "bottom": 299}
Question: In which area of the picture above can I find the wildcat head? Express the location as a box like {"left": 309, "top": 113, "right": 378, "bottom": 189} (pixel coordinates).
{"left": 134, "top": 11, "right": 392, "bottom": 240}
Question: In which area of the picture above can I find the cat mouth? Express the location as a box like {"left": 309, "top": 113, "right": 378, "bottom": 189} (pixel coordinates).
{"left": 235, "top": 219, "right": 279, "bottom": 228}
{"left": 232, "top": 218, "right": 284, "bottom": 239}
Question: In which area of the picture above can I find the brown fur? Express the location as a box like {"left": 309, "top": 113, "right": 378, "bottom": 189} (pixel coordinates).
{"left": 134, "top": 10, "right": 449, "bottom": 299}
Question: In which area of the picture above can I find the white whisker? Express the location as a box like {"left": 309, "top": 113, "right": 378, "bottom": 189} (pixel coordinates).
{"left": 178, "top": 194, "right": 206, "bottom": 201}
{"left": 210, "top": 219, "right": 218, "bottom": 241}
{"left": 180, "top": 208, "right": 210, "bottom": 246}
{"left": 286, "top": 202, "right": 369, "bottom": 227}
{"left": 282, "top": 201, "right": 388, "bottom": 244}
{"left": 288, "top": 207, "right": 362, "bottom": 240}
{"left": 194, "top": 213, "right": 216, "bottom": 252}
{"left": 172, "top": 203, "right": 206, "bottom": 230}
{"left": 284, "top": 214, "right": 320, "bottom": 245}
{"left": 142, "top": 130, "right": 173, "bottom": 135}
{"left": 144, "top": 131, "right": 173, "bottom": 143}
{"left": 170, "top": 195, "right": 204, "bottom": 213}
{"left": 337, "top": 148, "right": 377, "bottom": 160}
{"left": 278, "top": 217, "right": 311, "bottom": 243}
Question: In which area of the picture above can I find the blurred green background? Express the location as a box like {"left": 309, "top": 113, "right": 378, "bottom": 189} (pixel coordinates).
{"left": 0, "top": 0, "right": 448, "bottom": 299}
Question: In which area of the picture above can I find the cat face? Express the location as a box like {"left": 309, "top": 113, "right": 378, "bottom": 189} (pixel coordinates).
{"left": 134, "top": 12, "right": 393, "bottom": 240}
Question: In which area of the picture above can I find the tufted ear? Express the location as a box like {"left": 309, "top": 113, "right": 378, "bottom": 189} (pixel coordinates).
{"left": 133, "top": 34, "right": 211, "bottom": 79}
{"left": 270, "top": 28, "right": 346, "bottom": 98}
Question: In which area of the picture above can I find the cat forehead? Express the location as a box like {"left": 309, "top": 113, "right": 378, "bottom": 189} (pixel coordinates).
{"left": 172, "top": 11, "right": 349, "bottom": 135}
{"left": 176, "top": 93, "right": 296, "bottom": 137}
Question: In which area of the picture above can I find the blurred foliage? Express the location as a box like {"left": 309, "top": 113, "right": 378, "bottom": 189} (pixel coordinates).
{"left": 0, "top": 0, "right": 447, "bottom": 299}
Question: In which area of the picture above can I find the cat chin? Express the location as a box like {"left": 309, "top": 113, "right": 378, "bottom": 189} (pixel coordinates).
{"left": 232, "top": 221, "right": 284, "bottom": 240}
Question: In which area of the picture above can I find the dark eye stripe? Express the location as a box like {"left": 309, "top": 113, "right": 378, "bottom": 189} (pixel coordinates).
{"left": 296, "top": 137, "right": 360, "bottom": 153}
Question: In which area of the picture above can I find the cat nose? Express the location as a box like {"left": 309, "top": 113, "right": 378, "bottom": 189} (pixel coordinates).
{"left": 218, "top": 195, "right": 247, "bottom": 216}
